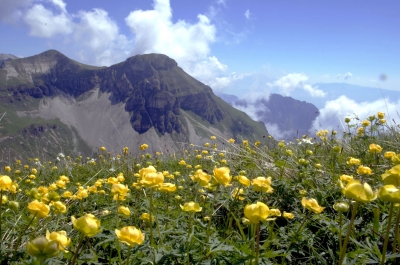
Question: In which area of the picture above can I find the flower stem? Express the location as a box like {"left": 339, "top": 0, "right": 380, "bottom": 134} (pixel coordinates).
{"left": 255, "top": 223, "right": 260, "bottom": 265}
{"left": 71, "top": 235, "right": 85, "bottom": 265}
{"left": 392, "top": 207, "right": 400, "bottom": 253}
{"left": 338, "top": 202, "right": 359, "bottom": 265}
{"left": 206, "top": 186, "right": 219, "bottom": 256}
{"left": 149, "top": 188, "right": 154, "bottom": 247}
{"left": 381, "top": 202, "right": 394, "bottom": 265}
{"left": 287, "top": 211, "right": 312, "bottom": 251}
{"left": 116, "top": 195, "right": 122, "bottom": 264}
{"left": 13, "top": 212, "right": 37, "bottom": 255}
{"left": 126, "top": 246, "right": 131, "bottom": 265}
{"left": 338, "top": 214, "right": 343, "bottom": 253}
{"left": 187, "top": 212, "right": 194, "bottom": 265}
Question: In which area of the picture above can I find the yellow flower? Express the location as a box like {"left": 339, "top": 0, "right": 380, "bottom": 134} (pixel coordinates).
{"left": 283, "top": 211, "right": 294, "bottom": 219}
{"left": 213, "top": 167, "right": 232, "bottom": 186}
{"left": 118, "top": 206, "right": 131, "bottom": 217}
{"left": 301, "top": 197, "right": 325, "bottom": 214}
{"left": 377, "top": 112, "right": 385, "bottom": 119}
{"left": 244, "top": 202, "right": 270, "bottom": 224}
{"left": 158, "top": 183, "right": 176, "bottom": 193}
{"left": 384, "top": 151, "right": 396, "bottom": 160}
{"left": 100, "top": 146, "right": 106, "bottom": 151}
{"left": 180, "top": 201, "right": 202, "bottom": 212}
{"left": 369, "top": 144, "right": 383, "bottom": 154}
{"left": 26, "top": 236, "right": 60, "bottom": 258}
{"left": 62, "top": 191, "right": 73, "bottom": 198}
{"left": 252, "top": 177, "right": 273, "bottom": 193}
{"left": 204, "top": 143, "right": 210, "bottom": 147}
{"left": 382, "top": 165, "right": 400, "bottom": 188}
{"left": 340, "top": 174, "right": 354, "bottom": 182}
{"left": 139, "top": 166, "right": 157, "bottom": 178}
{"left": 27, "top": 200, "right": 50, "bottom": 218}
{"left": 347, "top": 157, "right": 361, "bottom": 166}
{"left": 362, "top": 120, "right": 371, "bottom": 127}
{"left": 378, "top": 185, "right": 400, "bottom": 203}
{"left": 232, "top": 188, "right": 245, "bottom": 200}
{"left": 228, "top": 138, "right": 235, "bottom": 144}
{"left": 0, "top": 175, "right": 12, "bottom": 191}
{"left": 179, "top": 160, "right": 186, "bottom": 166}
{"left": 107, "top": 177, "right": 119, "bottom": 184}
{"left": 140, "top": 144, "right": 148, "bottom": 151}
{"left": 339, "top": 180, "right": 377, "bottom": 202}
{"left": 115, "top": 226, "right": 145, "bottom": 247}
{"left": 111, "top": 184, "right": 129, "bottom": 196}
{"left": 140, "top": 172, "right": 164, "bottom": 188}
{"left": 140, "top": 213, "right": 154, "bottom": 222}
{"left": 51, "top": 201, "right": 67, "bottom": 214}
{"left": 243, "top": 140, "right": 249, "bottom": 146}
{"left": 123, "top": 146, "right": 129, "bottom": 155}
{"left": 333, "top": 202, "right": 349, "bottom": 212}
{"left": 357, "top": 165, "right": 372, "bottom": 175}
{"left": 210, "top": 136, "right": 217, "bottom": 140}
{"left": 379, "top": 119, "right": 386, "bottom": 124}
{"left": 46, "top": 230, "right": 71, "bottom": 252}
{"left": 1, "top": 195, "right": 7, "bottom": 204}
{"left": 268, "top": 208, "right": 281, "bottom": 217}
{"left": 71, "top": 214, "right": 101, "bottom": 237}
{"left": 237, "top": 175, "right": 251, "bottom": 187}
{"left": 76, "top": 187, "right": 89, "bottom": 200}
{"left": 31, "top": 168, "right": 37, "bottom": 174}
{"left": 4, "top": 166, "right": 11, "bottom": 172}
{"left": 190, "top": 169, "right": 211, "bottom": 187}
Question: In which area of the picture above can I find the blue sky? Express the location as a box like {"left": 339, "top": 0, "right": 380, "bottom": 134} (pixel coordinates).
{"left": 1, "top": 0, "right": 400, "bottom": 137}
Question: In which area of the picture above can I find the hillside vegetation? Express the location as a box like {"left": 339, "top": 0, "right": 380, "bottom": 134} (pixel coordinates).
{"left": 1, "top": 111, "right": 400, "bottom": 264}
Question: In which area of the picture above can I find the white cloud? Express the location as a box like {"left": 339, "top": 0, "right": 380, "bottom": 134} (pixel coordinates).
{"left": 244, "top": 9, "right": 251, "bottom": 19}
{"left": 4, "top": 0, "right": 244, "bottom": 90}
{"left": 344, "top": 72, "right": 353, "bottom": 80}
{"left": 267, "top": 73, "right": 326, "bottom": 98}
{"left": 310, "top": 95, "right": 400, "bottom": 133}
{"left": 265, "top": 123, "right": 293, "bottom": 140}
{"left": 124, "top": 0, "right": 238, "bottom": 91}
{"left": 24, "top": 4, "right": 72, "bottom": 37}
{"left": 0, "top": 0, "right": 31, "bottom": 23}
{"left": 50, "top": 0, "right": 67, "bottom": 13}
{"left": 337, "top": 72, "right": 353, "bottom": 80}
{"left": 74, "top": 8, "right": 131, "bottom": 66}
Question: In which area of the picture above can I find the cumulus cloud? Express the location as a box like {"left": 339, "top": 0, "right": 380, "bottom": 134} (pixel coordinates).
{"left": 311, "top": 95, "right": 400, "bottom": 133}
{"left": 124, "top": 0, "right": 238, "bottom": 90}
{"left": 73, "top": 9, "right": 131, "bottom": 65}
{"left": 4, "top": 0, "right": 244, "bottom": 89}
{"left": 267, "top": 73, "right": 326, "bottom": 98}
{"left": 24, "top": 4, "right": 72, "bottom": 37}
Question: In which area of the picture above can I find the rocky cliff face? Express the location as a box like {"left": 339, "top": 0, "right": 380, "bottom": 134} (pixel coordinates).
{"left": 0, "top": 50, "right": 268, "bottom": 158}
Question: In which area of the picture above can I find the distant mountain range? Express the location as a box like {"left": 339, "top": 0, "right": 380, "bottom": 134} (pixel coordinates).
{"left": 217, "top": 93, "right": 319, "bottom": 139}
{"left": 0, "top": 50, "right": 268, "bottom": 160}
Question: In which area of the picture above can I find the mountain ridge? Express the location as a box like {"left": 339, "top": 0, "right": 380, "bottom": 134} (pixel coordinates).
{"left": 0, "top": 50, "right": 269, "bottom": 160}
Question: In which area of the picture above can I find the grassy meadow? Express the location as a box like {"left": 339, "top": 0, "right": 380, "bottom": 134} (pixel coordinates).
{"left": 1, "top": 111, "right": 400, "bottom": 264}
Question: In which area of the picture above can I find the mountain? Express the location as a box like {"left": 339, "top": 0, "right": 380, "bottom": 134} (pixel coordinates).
{"left": 0, "top": 53, "right": 19, "bottom": 65}
{"left": 0, "top": 50, "right": 268, "bottom": 160}
{"left": 220, "top": 93, "right": 319, "bottom": 139}
{"left": 291, "top": 82, "right": 400, "bottom": 109}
